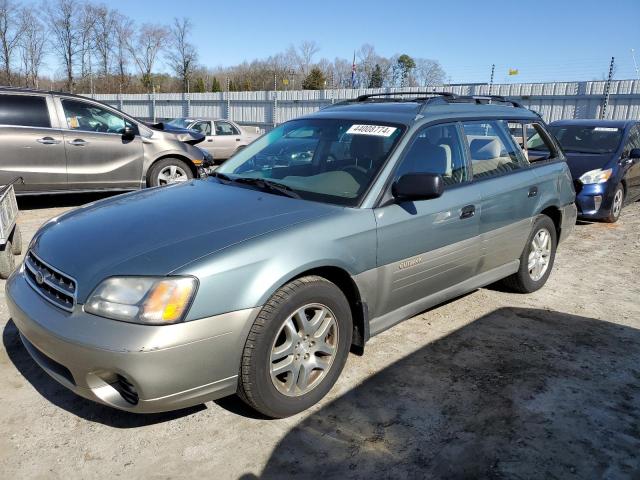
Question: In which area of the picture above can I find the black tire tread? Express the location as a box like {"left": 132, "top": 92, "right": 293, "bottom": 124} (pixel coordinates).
{"left": 237, "top": 275, "right": 336, "bottom": 412}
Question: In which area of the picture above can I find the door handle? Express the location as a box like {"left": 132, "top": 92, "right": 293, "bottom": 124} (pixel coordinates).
{"left": 68, "top": 139, "right": 88, "bottom": 146}
{"left": 528, "top": 186, "right": 538, "bottom": 198}
{"left": 236, "top": 138, "right": 241, "bottom": 141}
{"left": 460, "top": 205, "right": 476, "bottom": 219}
{"left": 207, "top": 139, "right": 213, "bottom": 142}
{"left": 37, "top": 137, "right": 60, "bottom": 145}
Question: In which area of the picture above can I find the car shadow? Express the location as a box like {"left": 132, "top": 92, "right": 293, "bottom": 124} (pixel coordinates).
{"left": 17, "top": 192, "right": 122, "bottom": 211}
{"left": 251, "top": 307, "right": 640, "bottom": 479}
{"left": 2, "top": 319, "right": 205, "bottom": 428}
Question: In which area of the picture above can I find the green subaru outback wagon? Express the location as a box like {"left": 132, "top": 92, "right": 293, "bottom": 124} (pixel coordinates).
{"left": 7, "top": 92, "right": 577, "bottom": 418}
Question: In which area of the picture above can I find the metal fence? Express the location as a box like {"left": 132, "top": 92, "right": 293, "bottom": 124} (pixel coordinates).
{"left": 88, "top": 79, "right": 640, "bottom": 129}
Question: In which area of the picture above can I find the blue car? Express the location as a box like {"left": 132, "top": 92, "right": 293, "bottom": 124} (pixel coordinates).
{"left": 548, "top": 120, "right": 640, "bottom": 222}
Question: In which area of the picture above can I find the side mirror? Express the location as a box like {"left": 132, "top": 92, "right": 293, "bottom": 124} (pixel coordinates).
{"left": 392, "top": 173, "right": 444, "bottom": 201}
{"left": 629, "top": 148, "right": 640, "bottom": 160}
{"left": 122, "top": 126, "right": 136, "bottom": 141}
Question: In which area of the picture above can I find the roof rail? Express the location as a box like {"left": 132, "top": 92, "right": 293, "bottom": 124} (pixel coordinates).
{"left": 354, "top": 91, "right": 456, "bottom": 102}
{"left": 450, "top": 94, "right": 525, "bottom": 108}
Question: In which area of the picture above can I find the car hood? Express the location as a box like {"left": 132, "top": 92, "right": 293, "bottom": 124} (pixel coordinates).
{"left": 31, "top": 180, "right": 337, "bottom": 302}
{"left": 564, "top": 152, "right": 615, "bottom": 179}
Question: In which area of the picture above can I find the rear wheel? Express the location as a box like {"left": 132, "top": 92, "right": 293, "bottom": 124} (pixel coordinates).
{"left": 604, "top": 183, "right": 624, "bottom": 223}
{"left": 0, "top": 241, "right": 16, "bottom": 279}
{"left": 501, "top": 215, "right": 557, "bottom": 293}
{"left": 147, "top": 158, "right": 193, "bottom": 187}
{"left": 238, "top": 276, "right": 352, "bottom": 418}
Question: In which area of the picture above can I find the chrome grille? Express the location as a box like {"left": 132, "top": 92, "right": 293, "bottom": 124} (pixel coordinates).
{"left": 24, "top": 251, "right": 77, "bottom": 312}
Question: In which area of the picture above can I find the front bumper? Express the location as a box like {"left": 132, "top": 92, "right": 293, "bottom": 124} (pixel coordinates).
{"left": 6, "top": 270, "right": 259, "bottom": 413}
{"left": 574, "top": 182, "right": 614, "bottom": 220}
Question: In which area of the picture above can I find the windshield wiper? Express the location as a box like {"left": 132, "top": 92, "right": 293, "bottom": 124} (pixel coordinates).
{"left": 211, "top": 171, "right": 232, "bottom": 182}
{"left": 232, "top": 177, "right": 301, "bottom": 199}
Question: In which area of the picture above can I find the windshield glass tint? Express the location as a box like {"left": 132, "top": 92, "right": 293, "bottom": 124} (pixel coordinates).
{"left": 217, "top": 119, "right": 404, "bottom": 206}
{"left": 167, "top": 118, "right": 191, "bottom": 128}
{"left": 549, "top": 125, "right": 623, "bottom": 154}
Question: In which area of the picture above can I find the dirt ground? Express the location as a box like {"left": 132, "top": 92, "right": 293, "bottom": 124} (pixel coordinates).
{"left": 1, "top": 194, "right": 639, "bottom": 480}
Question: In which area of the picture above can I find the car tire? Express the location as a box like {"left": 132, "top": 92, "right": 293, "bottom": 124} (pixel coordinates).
{"left": 501, "top": 215, "right": 557, "bottom": 294}
{"left": 10, "top": 224, "right": 22, "bottom": 255}
{"left": 238, "top": 275, "right": 352, "bottom": 418}
{"left": 147, "top": 158, "right": 193, "bottom": 187}
{"left": 604, "top": 183, "right": 624, "bottom": 223}
{"left": 0, "top": 241, "right": 16, "bottom": 279}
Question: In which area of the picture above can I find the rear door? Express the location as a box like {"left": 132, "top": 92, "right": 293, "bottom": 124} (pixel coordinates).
{"left": 0, "top": 93, "right": 67, "bottom": 192}
{"left": 462, "top": 120, "right": 538, "bottom": 273}
{"left": 57, "top": 97, "right": 144, "bottom": 190}
{"left": 214, "top": 120, "right": 242, "bottom": 158}
{"left": 374, "top": 122, "right": 482, "bottom": 319}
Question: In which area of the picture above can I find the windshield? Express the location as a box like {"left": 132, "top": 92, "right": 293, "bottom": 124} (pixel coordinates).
{"left": 167, "top": 118, "right": 192, "bottom": 129}
{"left": 549, "top": 125, "right": 623, "bottom": 154}
{"left": 216, "top": 119, "right": 404, "bottom": 206}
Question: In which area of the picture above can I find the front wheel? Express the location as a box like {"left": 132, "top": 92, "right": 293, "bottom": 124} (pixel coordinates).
{"left": 147, "top": 158, "right": 193, "bottom": 187}
{"left": 501, "top": 215, "right": 557, "bottom": 293}
{"left": 238, "top": 276, "right": 352, "bottom": 418}
{"left": 604, "top": 183, "right": 624, "bottom": 223}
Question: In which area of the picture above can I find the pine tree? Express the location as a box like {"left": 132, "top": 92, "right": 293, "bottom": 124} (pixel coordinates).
{"left": 302, "top": 67, "right": 326, "bottom": 90}
{"left": 211, "top": 77, "right": 222, "bottom": 92}
{"left": 369, "top": 64, "right": 384, "bottom": 88}
{"left": 194, "top": 77, "right": 206, "bottom": 93}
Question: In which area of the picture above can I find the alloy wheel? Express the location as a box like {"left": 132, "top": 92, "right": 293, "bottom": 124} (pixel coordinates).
{"left": 157, "top": 165, "right": 189, "bottom": 185}
{"left": 612, "top": 188, "right": 623, "bottom": 219}
{"left": 528, "top": 228, "right": 552, "bottom": 281}
{"left": 270, "top": 303, "right": 339, "bottom": 397}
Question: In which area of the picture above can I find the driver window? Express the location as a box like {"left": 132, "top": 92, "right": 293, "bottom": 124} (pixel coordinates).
{"left": 62, "top": 99, "right": 127, "bottom": 134}
{"left": 395, "top": 123, "right": 468, "bottom": 186}
{"left": 193, "top": 121, "right": 212, "bottom": 136}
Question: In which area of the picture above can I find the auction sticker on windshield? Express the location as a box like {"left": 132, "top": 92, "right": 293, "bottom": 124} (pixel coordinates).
{"left": 346, "top": 124, "right": 398, "bottom": 137}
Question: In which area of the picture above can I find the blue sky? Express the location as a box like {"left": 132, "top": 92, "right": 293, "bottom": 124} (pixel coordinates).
{"left": 63, "top": 0, "right": 640, "bottom": 83}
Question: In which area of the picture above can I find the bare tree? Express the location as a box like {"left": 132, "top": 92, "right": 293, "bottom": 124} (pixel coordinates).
{"left": 0, "top": 0, "right": 23, "bottom": 85}
{"left": 113, "top": 12, "right": 133, "bottom": 90}
{"left": 414, "top": 58, "right": 445, "bottom": 87}
{"left": 127, "top": 23, "right": 168, "bottom": 91}
{"left": 45, "top": 0, "right": 83, "bottom": 92}
{"left": 18, "top": 8, "right": 46, "bottom": 87}
{"left": 296, "top": 40, "right": 319, "bottom": 76}
{"left": 166, "top": 17, "right": 197, "bottom": 92}
{"left": 78, "top": 3, "right": 97, "bottom": 92}
{"left": 92, "top": 5, "right": 116, "bottom": 79}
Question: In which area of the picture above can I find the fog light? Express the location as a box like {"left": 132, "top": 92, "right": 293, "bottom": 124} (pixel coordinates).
{"left": 593, "top": 195, "right": 602, "bottom": 211}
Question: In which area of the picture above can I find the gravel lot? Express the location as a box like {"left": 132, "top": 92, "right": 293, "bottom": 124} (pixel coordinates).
{"left": 1, "top": 194, "right": 639, "bottom": 479}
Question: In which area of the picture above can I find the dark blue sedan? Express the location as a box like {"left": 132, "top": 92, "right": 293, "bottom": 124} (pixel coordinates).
{"left": 548, "top": 120, "right": 640, "bottom": 222}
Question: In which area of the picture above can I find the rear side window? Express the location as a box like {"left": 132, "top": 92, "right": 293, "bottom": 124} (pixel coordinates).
{"left": 0, "top": 94, "right": 51, "bottom": 128}
{"left": 463, "top": 120, "right": 527, "bottom": 179}
{"left": 216, "top": 121, "right": 240, "bottom": 136}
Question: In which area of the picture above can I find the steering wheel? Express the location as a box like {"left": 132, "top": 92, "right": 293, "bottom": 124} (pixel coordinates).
{"left": 340, "top": 165, "right": 369, "bottom": 184}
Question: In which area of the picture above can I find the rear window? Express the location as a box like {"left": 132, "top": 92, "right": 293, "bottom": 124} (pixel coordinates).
{"left": 0, "top": 94, "right": 51, "bottom": 128}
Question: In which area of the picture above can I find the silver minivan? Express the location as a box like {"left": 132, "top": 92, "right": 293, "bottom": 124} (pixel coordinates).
{"left": 0, "top": 88, "right": 213, "bottom": 193}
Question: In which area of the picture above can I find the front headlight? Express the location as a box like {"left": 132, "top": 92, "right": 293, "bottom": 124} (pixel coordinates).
{"left": 85, "top": 276, "right": 197, "bottom": 325}
{"left": 579, "top": 168, "right": 613, "bottom": 185}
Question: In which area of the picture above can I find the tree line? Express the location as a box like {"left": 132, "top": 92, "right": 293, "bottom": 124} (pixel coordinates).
{"left": 0, "top": 0, "right": 446, "bottom": 93}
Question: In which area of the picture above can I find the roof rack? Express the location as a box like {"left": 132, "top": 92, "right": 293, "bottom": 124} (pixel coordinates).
{"left": 448, "top": 94, "right": 525, "bottom": 109}
{"left": 354, "top": 91, "right": 456, "bottom": 102}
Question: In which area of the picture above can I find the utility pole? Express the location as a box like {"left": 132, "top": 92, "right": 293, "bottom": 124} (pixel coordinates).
{"left": 600, "top": 57, "right": 615, "bottom": 120}
{"left": 226, "top": 76, "right": 231, "bottom": 120}
{"left": 273, "top": 72, "right": 278, "bottom": 128}
{"left": 632, "top": 49, "right": 640, "bottom": 80}
{"left": 489, "top": 64, "right": 495, "bottom": 95}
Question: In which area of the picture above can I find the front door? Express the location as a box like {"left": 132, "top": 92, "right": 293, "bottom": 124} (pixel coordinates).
{"left": 462, "top": 120, "right": 539, "bottom": 273}
{"left": 192, "top": 120, "right": 215, "bottom": 157}
{"left": 374, "top": 122, "right": 482, "bottom": 319}
{"left": 623, "top": 124, "right": 640, "bottom": 200}
{"left": 0, "top": 94, "right": 67, "bottom": 192}
{"left": 58, "top": 98, "right": 144, "bottom": 190}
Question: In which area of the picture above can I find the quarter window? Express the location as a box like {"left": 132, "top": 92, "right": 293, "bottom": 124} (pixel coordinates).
{"left": 215, "top": 121, "right": 240, "bottom": 136}
{"left": 0, "top": 94, "right": 51, "bottom": 128}
{"left": 61, "top": 99, "right": 134, "bottom": 134}
{"left": 462, "top": 120, "right": 527, "bottom": 179}
{"left": 395, "top": 123, "right": 468, "bottom": 185}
